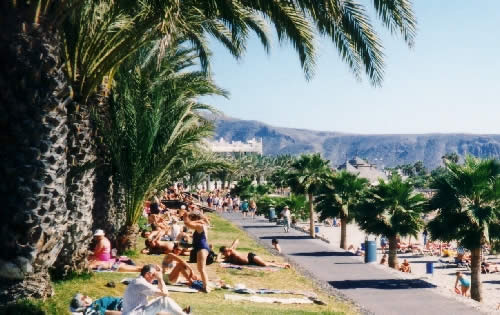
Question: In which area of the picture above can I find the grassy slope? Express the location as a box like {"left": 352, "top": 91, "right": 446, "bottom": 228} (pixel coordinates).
{"left": 35, "top": 214, "right": 357, "bottom": 314}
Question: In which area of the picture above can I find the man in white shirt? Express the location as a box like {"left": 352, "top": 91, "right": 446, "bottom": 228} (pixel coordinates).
{"left": 122, "top": 264, "right": 189, "bottom": 315}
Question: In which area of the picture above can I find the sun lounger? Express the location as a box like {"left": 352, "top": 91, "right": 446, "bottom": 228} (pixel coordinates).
{"left": 438, "top": 258, "right": 458, "bottom": 269}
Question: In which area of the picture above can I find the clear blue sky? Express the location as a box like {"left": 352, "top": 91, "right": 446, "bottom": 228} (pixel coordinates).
{"left": 203, "top": 1, "right": 500, "bottom": 134}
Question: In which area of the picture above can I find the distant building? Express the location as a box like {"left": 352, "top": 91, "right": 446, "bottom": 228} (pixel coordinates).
{"left": 337, "top": 157, "right": 387, "bottom": 185}
{"left": 205, "top": 137, "right": 263, "bottom": 155}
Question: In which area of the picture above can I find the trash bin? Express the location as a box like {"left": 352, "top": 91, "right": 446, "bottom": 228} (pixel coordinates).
{"left": 314, "top": 226, "right": 320, "bottom": 234}
{"left": 269, "top": 208, "right": 276, "bottom": 222}
{"left": 364, "top": 240, "right": 376, "bottom": 263}
{"left": 426, "top": 262, "right": 434, "bottom": 274}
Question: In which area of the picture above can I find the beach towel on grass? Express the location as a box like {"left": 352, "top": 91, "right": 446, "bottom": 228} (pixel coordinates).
{"left": 224, "top": 294, "right": 313, "bottom": 304}
{"left": 219, "top": 263, "right": 281, "bottom": 272}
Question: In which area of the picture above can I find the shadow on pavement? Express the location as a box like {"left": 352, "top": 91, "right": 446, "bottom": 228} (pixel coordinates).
{"left": 484, "top": 280, "right": 500, "bottom": 285}
{"left": 290, "top": 251, "right": 355, "bottom": 257}
{"left": 328, "top": 279, "right": 437, "bottom": 290}
{"left": 241, "top": 225, "right": 277, "bottom": 229}
{"left": 260, "top": 236, "right": 311, "bottom": 240}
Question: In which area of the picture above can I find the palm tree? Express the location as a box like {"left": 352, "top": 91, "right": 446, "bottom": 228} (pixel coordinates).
{"left": 355, "top": 175, "right": 425, "bottom": 268}
{"left": 426, "top": 157, "right": 500, "bottom": 302}
{"left": 1, "top": 0, "right": 417, "bottom": 301}
{"left": 288, "top": 153, "right": 332, "bottom": 237}
{"left": 316, "top": 171, "right": 368, "bottom": 249}
{"left": 101, "top": 43, "right": 226, "bottom": 250}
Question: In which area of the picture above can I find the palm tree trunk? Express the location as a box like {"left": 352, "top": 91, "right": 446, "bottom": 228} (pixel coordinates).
{"left": 309, "top": 193, "right": 315, "bottom": 238}
{"left": 117, "top": 224, "right": 140, "bottom": 253}
{"left": 340, "top": 214, "right": 348, "bottom": 249}
{"left": 0, "top": 18, "right": 70, "bottom": 301}
{"left": 54, "top": 101, "right": 96, "bottom": 275}
{"left": 470, "top": 247, "right": 482, "bottom": 302}
{"left": 388, "top": 235, "right": 398, "bottom": 268}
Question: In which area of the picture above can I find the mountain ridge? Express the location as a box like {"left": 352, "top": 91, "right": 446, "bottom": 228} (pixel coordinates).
{"left": 211, "top": 115, "right": 500, "bottom": 169}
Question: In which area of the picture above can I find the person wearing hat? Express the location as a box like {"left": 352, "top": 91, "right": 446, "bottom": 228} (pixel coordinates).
{"left": 281, "top": 206, "right": 291, "bottom": 233}
{"left": 89, "top": 230, "right": 142, "bottom": 272}
{"left": 89, "top": 229, "right": 112, "bottom": 263}
{"left": 70, "top": 293, "right": 122, "bottom": 314}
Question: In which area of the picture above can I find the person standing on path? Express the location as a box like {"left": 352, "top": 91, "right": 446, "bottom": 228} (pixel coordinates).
{"left": 241, "top": 199, "right": 249, "bottom": 218}
{"left": 281, "top": 206, "right": 291, "bottom": 232}
{"left": 249, "top": 200, "right": 257, "bottom": 219}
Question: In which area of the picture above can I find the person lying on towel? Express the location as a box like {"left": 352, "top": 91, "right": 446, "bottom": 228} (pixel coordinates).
{"left": 218, "top": 239, "right": 290, "bottom": 268}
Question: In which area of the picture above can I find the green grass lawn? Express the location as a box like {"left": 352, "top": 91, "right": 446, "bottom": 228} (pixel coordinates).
{"left": 5, "top": 214, "right": 358, "bottom": 315}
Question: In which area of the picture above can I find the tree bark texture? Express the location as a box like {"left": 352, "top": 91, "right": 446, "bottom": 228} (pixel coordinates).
{"left": 340, "top": 214, "right": 347, "bottom": 250}
{"left": 388, "top": 235, "right": 398, "bottom": 269}
{"left": 470, "top": 247, "right": 482, "bottom": 302}
{"left": 309, "top": 193, "right": 315, "bottom": 238}
{"left": 0, "top": 18, "right": 71, "bottom": 302}
{"left": 51, "top": 101, "right": 96, "bottom": 277}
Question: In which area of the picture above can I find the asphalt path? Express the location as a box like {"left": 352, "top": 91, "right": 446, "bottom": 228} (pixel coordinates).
{"left": 222, "top": 213, "right": 484, "bottom": 315}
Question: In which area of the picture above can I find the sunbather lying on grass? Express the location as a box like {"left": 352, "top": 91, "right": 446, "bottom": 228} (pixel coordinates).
{"left": 141, "top": 239, "right": 190, "bottom": 256}
{"left": 70, "top": 293, "right": 122, "bottom": 314}
{"left": 218, "top": 239, "right": 290, "bottom": 268}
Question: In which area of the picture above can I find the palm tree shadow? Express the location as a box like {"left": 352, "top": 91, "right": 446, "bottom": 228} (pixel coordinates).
{"left": 241, "top": 225, "right": 278, "bottom": 229}
{"left": 260, "top": 236, "right": 311, "bottom": 240}
{"left": 328, "top": 279, "right": 437, "bottom": 290}
{"left": 483, "top": 280, "right": 500, "bottom": 285}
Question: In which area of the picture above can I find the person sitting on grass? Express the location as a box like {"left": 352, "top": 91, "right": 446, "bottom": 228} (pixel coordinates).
{"left": 70, "top": 293, "right": 122, "bottom": 315}
{"left": 271, "top": 238, "right": 281, "bottom": 253}
{"left": 399, "top": 259, "right": 411, "bottom": 273}
{"left": 218, "top": 239, "right": 290, "bottom": 268}
{"left": 89, "top": 230, "right": 142, "bottom": 272}
{"left": 162, "top": 253, "right": 198, "bottom": 286}
{"left": 454, "top": 271, "right": 470, "bottom": 297}
{"left": 122, "top": 264, "right": 190, "bottom": 315}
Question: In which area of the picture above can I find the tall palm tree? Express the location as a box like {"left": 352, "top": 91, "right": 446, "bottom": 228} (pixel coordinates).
{"left": 288, "top": 153, "right": 332, "bottom": 237}
{"left": 426, "top": 157, "right": 500, "bottom": 302}
{"left": 101, "top": 43, "right": 226, "bottom": 250}
{"left": 355, "top": 174, "right": 425, "bottom": 268}
{"left": 1, "top": 0, "right": 417, "bottom": 301}
{"left": 316, "top": 171, "right": 368, "bottom": 249}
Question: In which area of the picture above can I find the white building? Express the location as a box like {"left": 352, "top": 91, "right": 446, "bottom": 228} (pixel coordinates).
{"left": 206, "top": 137, "right": 263, "bottom": 155}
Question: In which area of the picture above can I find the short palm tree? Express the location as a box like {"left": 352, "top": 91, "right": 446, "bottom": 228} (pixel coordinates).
{"left": 288, "top": 153, "right": 332, "bottom": 237}
{"left": 426, "top": 156, "right": 500, "bottom": 302}
{"left": 101, "top": 43, "right": 226, "bottom": 250}
{"left": 316, "top": 171, "right": 368, "bottom": 249}
{"left": 355, "top": 175, "right": 425, "bottom": 268}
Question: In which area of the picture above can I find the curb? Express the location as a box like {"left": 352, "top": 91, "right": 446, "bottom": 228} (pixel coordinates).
{"left": 221, "top": 214, "right": 373, "bottom": 315}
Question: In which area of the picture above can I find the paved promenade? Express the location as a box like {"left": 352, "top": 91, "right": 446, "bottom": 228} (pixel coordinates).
{"left": 222, "top": 213, "right": 485, "bottom": 315}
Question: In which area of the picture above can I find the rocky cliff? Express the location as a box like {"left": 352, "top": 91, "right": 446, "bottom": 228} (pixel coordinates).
{"left": 213, "top": 116, "right": 500, "bottom": 169}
